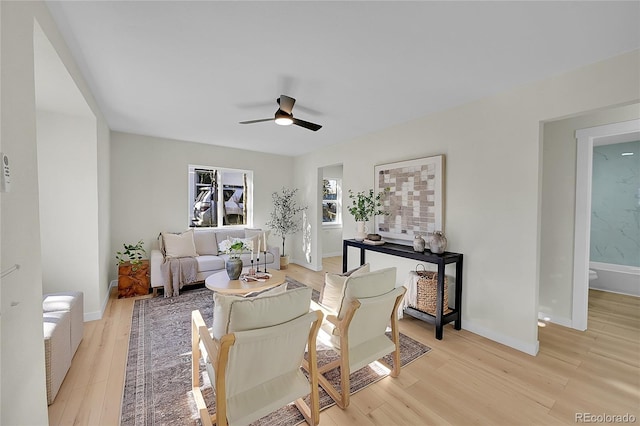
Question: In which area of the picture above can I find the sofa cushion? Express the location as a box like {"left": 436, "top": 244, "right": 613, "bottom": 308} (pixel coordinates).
{"left": 162, "top": 229, "right": 198, "bottom": 258}
{"left": 193, "top": 229, "right": 218, "bottom": 255}
{"left": 215, "top": 229, "right": 246, "bottom": 247}
{"left": 320, "top": 263, "right": 370, "bottom": 312}
{"left": 196, "top": 255, "right": 225, "bottom": 273}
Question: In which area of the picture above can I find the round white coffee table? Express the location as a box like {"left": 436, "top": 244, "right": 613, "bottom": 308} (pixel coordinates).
{"left": 205, "top": 269, "right": 287, "bottom": 295}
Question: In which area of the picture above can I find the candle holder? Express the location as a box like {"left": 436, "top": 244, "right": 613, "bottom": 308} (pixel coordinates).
{"left": 256, "top": 254, "right": 261, "bottom": 273}
{"left": 248, "top": 260, "right": 255, "bottom": 276}
{"left": 263, "top": 250, "right": 268, "bottom": 273}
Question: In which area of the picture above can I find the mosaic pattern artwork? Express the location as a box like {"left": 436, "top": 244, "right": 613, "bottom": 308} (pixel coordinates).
{"left": 375, "top": 155, "right": 444, "bottom": 242}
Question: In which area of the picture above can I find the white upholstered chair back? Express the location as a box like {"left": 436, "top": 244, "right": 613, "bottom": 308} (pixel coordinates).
{"left": 338, "top": 268, "right": 403, "bottom": 370}
{"left": 225, "top": 311, "right": 317, "bottom": 424}
{"left": 307, "top": 266, "right": 406, "bottom": 409}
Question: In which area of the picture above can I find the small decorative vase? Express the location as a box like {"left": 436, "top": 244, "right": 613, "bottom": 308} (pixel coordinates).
{"left": 413, "top": 235, "right": 426, "bottom": 252}
{"left": 355, "top": 221, "right": 368, "bottom": 241}
{"left": 429, "top": 231, "right": 447, "bottom": 254}
{"left": 225, "top": 258, "right": 243, "bottom": 280}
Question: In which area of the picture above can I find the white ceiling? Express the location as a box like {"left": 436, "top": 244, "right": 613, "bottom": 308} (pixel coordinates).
{"left": 45, "top": 1, "right": 640, "bottom": 157}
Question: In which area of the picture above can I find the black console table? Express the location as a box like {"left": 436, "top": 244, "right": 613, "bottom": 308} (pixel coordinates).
{"left": 342, "top": 239, "right": 463, "bottom": 340}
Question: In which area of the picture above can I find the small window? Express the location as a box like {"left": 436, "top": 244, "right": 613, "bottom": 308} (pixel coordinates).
{"left": 189, "top": 165, "right": 252, "bottom": 228}
{"left": 322, "top": 178, "right": 341, "bottom": 225}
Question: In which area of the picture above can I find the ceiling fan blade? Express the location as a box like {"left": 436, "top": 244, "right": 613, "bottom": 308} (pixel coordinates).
{"left": 292, "top": 117, "right": 322, "bottom": 131}
{"left": 239, "top": 118, "right": 274, "bottom": 124}
{"left": 277, "top": 95, "right": 296, "bottom": 114}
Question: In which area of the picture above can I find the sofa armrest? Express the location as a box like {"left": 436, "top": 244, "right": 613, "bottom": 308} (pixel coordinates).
{"left": 150, "top": 249, "right": 165, "bottom": 288}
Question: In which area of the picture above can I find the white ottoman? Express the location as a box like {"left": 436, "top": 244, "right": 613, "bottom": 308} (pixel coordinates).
{"left": 43, "top": 311, "right": 72, "bottom": 404}
{"left": 43, "top": 291, "right": 84, "bottom": 354}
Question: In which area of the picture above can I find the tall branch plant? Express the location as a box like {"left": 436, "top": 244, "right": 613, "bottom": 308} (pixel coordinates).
{"left": 267, "top": 187, "right": 308, "bottom": 257}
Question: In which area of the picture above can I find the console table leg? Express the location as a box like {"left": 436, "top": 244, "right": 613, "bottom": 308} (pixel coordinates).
{"left": 435, "top": 264, "right": 444, "bottom": 340}
{"left": 454, "top": 255, "right": 464, "bottom": 330}
{"left": 342, "top": 240, "right": 348, "bottom": 273}
{"left": 435, "top": 325, "right": 443, "bottom": 340}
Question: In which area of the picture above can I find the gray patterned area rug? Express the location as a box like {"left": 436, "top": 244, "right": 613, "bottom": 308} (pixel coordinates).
{"left": 120, "top": 278, "right": 431, "bottom": 425}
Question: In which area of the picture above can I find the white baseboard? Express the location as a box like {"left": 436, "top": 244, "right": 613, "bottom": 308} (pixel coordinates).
{"left": 290, "top": 258, "right": 322, "bottom": 272}
{"left": 538, "top": 311, "right": 573, "bottom": 328}
{"left": 85, "top": 280, "right": 117, "bottom": 322}
{"left": 463, "top": 320, "right": 539, "bottom": 356}
{"left": 322, "top": 251, "right": 342, "bottom": 258}
{"left": 84, "top": 310, "right": 102, "bottom": 322}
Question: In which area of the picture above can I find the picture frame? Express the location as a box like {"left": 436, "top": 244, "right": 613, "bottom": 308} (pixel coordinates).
{"left": 374, "top": 155, "right": 445, "bottom": 243}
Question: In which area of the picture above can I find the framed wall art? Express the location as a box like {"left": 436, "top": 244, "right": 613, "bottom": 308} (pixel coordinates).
{"left": 374, "top": 155, "right": 445, "bottom": 243}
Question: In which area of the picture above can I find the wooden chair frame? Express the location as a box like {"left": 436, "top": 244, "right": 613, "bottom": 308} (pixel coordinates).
{"left": 191, "top": 309, "right": 323, "bottom": 426}
{"left": 307, "top": 288, "right": 406, "bottom": 409}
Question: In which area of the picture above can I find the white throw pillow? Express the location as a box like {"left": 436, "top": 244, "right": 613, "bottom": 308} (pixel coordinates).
{"left": 162, "top": 230, "right": 198, "bottom": 258}
{"left": 320, "top": 263, "right": 370, "bottom": 312}
{"left": 211, "top": 283, "right": 288, "bottom": 340}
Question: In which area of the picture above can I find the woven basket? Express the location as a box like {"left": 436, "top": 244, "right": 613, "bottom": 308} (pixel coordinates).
{"left": 413, "top": 265, "right": 450, "bottom": 315}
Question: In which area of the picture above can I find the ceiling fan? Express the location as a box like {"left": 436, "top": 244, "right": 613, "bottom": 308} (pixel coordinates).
{"left": 239, "top": 95, "right": 322, "bottom": 131}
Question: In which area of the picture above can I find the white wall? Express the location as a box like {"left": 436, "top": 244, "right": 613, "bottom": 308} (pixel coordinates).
{"left": 110, "top": 131, "right": 294, "bottom": 281}
{"left": 36, "top": 110, "right": 103, "bottom": 319}
{"left": 0, "top": 2, "right": 111, "bottom": 423}
{"left": 292, "top": 50, "right": 640, "bottom": 355}
{"left": 539, "top": 103, "right": 640, "bottom": 326}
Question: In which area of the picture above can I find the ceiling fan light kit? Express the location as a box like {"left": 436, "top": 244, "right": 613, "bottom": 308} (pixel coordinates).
{"left": 274, "top": 110, "right": 293, "bottom": 126}
{"left": 240, "top": 95, "right": 322, "bottom": 131}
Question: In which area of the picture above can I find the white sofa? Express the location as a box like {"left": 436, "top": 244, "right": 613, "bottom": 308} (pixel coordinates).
{"left": 150, "top": 228, "right": 280, "bottom": 296}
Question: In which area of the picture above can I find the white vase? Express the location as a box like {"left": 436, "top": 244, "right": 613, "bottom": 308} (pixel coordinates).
{"left": 355, "top": 221, "right": 368, "bottom": 241}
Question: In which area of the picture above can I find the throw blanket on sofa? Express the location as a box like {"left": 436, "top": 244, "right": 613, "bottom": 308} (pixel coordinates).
{"left": 161, "top": 257, "right": 198, "bottom": 297}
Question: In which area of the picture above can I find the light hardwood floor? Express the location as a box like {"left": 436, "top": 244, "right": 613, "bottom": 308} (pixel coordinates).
{"left": 49, "top": 257, "right": 640, "bottom": 425}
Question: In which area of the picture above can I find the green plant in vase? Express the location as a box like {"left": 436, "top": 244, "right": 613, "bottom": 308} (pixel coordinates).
{"left": 347, "top": 188, "right": 389, "bottom": 241}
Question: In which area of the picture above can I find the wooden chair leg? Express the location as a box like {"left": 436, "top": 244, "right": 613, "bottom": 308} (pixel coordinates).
{"left": 295, "top": 398, "right": 317, "bottom": 426}
{"left": 340, "top": 358, "right": 351, "bottom": 408}
{"left": 314, "top": 340, "right": 352, "bottom": 408}
{"left": 390, "top": 290, "right": 404, "bottom": 377}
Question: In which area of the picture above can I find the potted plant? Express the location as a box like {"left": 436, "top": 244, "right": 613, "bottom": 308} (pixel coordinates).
{"left": 347, "top": 188, "right": 389, "bottom": 241}
{"left": 267, "top": 187, "right": 308, "bottom": 269}
{"left": 115, "top": 240, "right": 149, "bottom": 298}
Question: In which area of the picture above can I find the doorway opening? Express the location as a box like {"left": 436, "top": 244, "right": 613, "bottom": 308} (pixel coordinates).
{"left": 319, "top": 164, "right": 343, "bottom": 270}
{"left": 572, "top": 118, "right": 640, "bottom": 330}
